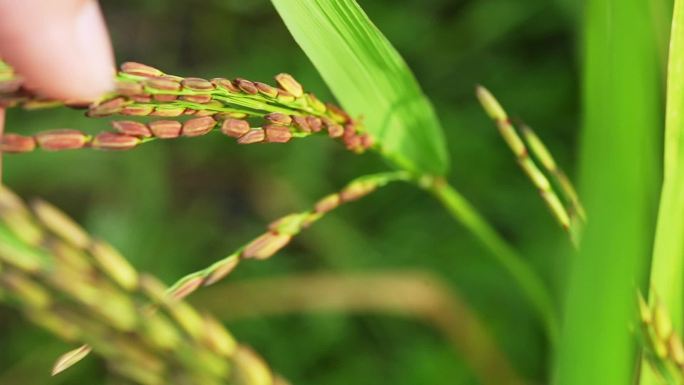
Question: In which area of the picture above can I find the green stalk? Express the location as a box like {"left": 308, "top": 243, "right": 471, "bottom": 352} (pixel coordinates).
{"left": 425, "top": 178, "right": 559, "bottom": 343}
{"left": 555, "top": 0, "right": 660, "bottom": 383}
{"left": 642, "top": 0, "right": 684, "bottom": 383}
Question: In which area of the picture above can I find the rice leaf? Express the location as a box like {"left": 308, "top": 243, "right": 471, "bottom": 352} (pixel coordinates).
{"left": 641, "top": 1, "right": 684, "bottom": 383}
{"left": 555, "top": 0, "right": 661, "bottom": 383}
{"left": 271, "top": 0, "right": 449, "bottom": 175}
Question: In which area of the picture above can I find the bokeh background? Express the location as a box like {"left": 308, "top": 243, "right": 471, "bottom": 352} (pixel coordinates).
{"left": 0, "top": 1, "right": 582, "bottom": 384}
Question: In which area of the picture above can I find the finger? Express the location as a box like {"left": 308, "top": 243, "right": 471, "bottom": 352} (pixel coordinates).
{"left": 0, "top": 0, "right": 115, "bottom": 101}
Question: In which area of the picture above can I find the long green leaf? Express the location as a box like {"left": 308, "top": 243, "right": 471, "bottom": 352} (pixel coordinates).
{"left": 641, "top": 1, "right": 684, "bottom": 383}
{"left": 271, "top": 0, "right": 449, "bottom": 175}
{"left": 555, "top": 0, "right": 660, "bottom": 384}
{"left": 650, "top": 0, "right": 684, "bottom": 337}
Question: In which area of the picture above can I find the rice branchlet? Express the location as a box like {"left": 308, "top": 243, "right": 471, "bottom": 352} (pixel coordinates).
{"left": 476, "top": 85, "right": 585, "bottom": 246}
{"left": 0, "top": 60, "right": 375, "bottom": 154}
{"left": 166, "top": 171, "right": 412, "bottom": 299}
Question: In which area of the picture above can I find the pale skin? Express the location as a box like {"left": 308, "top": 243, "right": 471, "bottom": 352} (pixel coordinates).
{"left": 0, "top": 0, "right": 115, "bottom": 180}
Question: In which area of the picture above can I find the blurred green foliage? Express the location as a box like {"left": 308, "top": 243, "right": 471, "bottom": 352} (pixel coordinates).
{"left": 0, "top": 0, "right": 581, "bottom": 384}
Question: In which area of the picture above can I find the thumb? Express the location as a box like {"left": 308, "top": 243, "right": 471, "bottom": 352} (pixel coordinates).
{"left": 0, "top": 0, "right": 115, "bottom": 101}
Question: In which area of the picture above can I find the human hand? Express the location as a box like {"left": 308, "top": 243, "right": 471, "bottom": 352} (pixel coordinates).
{"left": 0, "top": 0, "right": 115, "bottom": 180}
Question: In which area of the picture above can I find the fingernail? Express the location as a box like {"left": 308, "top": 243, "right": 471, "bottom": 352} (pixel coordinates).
{"left": 72, "top": 0, "right": 115, "bottom": 98}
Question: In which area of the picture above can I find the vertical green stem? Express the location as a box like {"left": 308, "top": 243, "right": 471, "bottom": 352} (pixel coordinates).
{"left": 642, "top": 1, "right": 684, "bottom": 383}
{"left": 427, "top": 179, "right": 559, "bottom": 343}
{"left": 555, "top": 0, "right": 660, "bottom": 384}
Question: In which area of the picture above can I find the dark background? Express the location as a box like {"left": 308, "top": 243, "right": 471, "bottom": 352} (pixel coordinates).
{"left": 0, "top": 1, "right": 580, "bottom": 384}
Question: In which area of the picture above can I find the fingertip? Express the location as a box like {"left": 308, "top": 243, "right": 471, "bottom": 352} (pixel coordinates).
{"left": 0, "top": 0, "right": 115, "bottom": 101}
{"left": 71, "top": 0, "right": 116, "bottom": 98}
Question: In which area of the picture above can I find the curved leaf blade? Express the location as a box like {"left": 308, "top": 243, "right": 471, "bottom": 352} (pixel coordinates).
{"left": 271, "top": 0, "right": 449, "bottom": 175}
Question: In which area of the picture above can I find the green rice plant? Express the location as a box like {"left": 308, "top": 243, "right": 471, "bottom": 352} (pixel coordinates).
{"left": 0, "top": 58, "right": 559, "bottom": 343}
{"left": 0, "top": 0, "right": 566, "bottom": 382}
{"left": 4, "top": 0, "right": 676, "bottom": 384}
{"left": 270, "top": 0, "right": 562, "bottom": 343}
